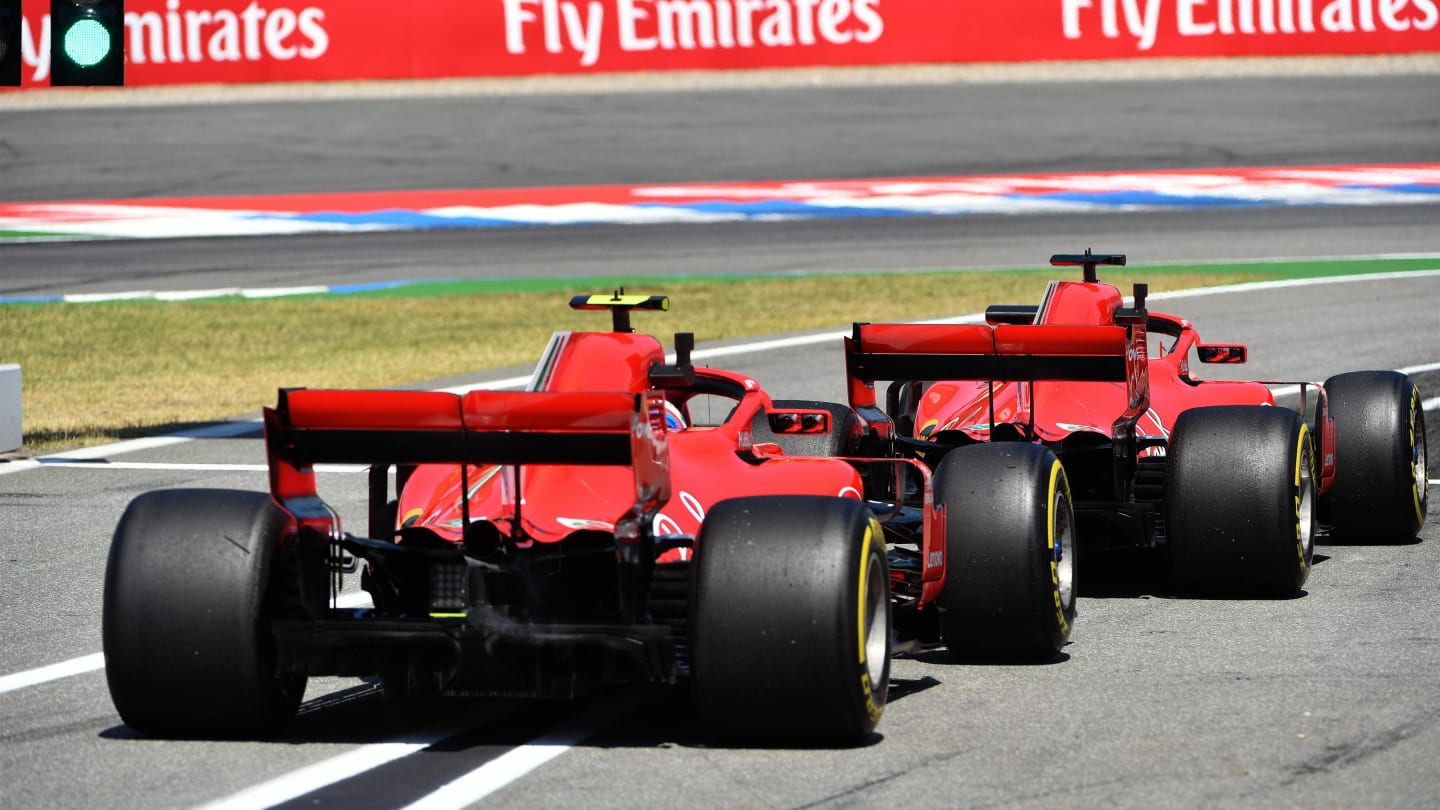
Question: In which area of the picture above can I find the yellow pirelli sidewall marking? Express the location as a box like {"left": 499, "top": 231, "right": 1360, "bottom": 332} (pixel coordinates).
{"left": 1411, "top": 387, "right": 1426, "bottom": 526}
{"left": 858, "top": 517, "right": 885, "bottom": 724}
{"left": 1295, "top": 422, "right": 1310, "bottom": 572}
{"left": 1047, "top": 459, "right": 1070, "bottom": 636}
{"left": 856, "top": 518, "right": 881, "bottom": 665}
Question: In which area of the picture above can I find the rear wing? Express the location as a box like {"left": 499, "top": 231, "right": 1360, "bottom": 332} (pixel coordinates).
{"left": 263, "top": 387, "right": 671, "bottom": 541}
{"left": 846, "top": 323, "right": 1131, "bottom": 386}
{"left": 846, "top": 286, "right": 1152, "bottom": 492}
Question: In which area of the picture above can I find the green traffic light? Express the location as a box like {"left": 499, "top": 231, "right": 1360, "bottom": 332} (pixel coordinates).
{"left": 50, "top": 0, "right": 124, "bottom": 86}
{"left": 62, "top": 18, "right": 111, "bottom": 67}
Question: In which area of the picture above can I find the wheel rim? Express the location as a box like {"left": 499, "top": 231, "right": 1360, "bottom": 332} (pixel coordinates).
{"left": 1414, "top": 403, "right": 1429, "bottom": 516}
{"left": 862, "top": 553, "right": 887, "bottom": 689}
{"left": 1053, "top": 490, "right": 1076, "bottom": 611}
{"left": 1299, "top": 438, "right": 1316, "bottom": 558}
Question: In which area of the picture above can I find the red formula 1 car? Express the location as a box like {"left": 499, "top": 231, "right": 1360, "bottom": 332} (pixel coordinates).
{"left": 850, "top": 251, "right": 1428, "bottom": 597}
{"left": 102, "top": 293, "right": 1076, "bottom": 746}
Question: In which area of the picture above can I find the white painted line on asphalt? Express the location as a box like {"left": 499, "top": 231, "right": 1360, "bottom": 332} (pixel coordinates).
{"left": 32, "top": 461, "right": 369, "bottom": 473}
{"left": 199, "top": 690, "right": 641, "bottom": 810}
{"left": 196, "top": 720, "right": 475, "bottom": 810}
{"left": 1145, "top": 268, "right": 1440, "bottom": 301}
{"left": 0, "top": 653, "right": 105, "bottom": 696}
{"left": 0, "top": 419, "right": 263, "bottom": 477}
{"left": 438, "top": 374, "right": 532, "bottom": 394}
{"left": 0, "top": 592, "right": 370, "bottom": 697}
{"left": 395, "top": 691, "right": 646, "bottom": 810}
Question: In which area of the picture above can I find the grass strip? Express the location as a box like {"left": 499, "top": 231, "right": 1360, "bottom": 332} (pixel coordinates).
{"left": 236, "top": 256, "right": 1440, "bottom": 300}
{"left": 4, "top": 259, "right": 1435, "bottom": 453}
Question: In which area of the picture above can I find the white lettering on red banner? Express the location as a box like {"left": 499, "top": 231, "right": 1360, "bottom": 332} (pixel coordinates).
{"left": 502, "top": 0, "right": 883, "bottom": 66}
{"left": 125, "top": 1, "right": 329, "bottom": 65}
{"left": 1063, "top": 0, "right": 1438, "bottom": 51}
{"left": 5, "top": 0, "right": 1436, "bottom": 90}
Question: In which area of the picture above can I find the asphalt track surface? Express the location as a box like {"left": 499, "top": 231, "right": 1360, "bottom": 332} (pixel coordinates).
{"left": 2, "top": 63, "right": 1440, "bottom": 810}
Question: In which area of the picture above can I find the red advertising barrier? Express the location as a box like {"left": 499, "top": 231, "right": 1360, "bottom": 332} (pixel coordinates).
{"left": 7, "top": 0, "right": 1439, "bottom": 88}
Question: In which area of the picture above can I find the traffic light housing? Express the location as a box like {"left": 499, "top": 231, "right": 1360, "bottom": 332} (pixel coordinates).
{"left": 1, "top": 0, "right": 21, "bottom": 87}
{"left": 50, "top": 0, "right": 124, "bottom": 86}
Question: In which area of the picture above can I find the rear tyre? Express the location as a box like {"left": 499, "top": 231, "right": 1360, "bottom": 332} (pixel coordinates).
{"left": 1166, "top": 406, "right": 1315, "bottom": 597}
{"left": 935, "top": 443, "right": 1076, "bottom": 660}
{"left": 1322, "top": 371, "right": 1428, "bottom": 541}
{"left": 691, "top": 495, "right": 889, "bottom": 745}
{"left": 103, "top": 489, "right": 305, "bottom": 738}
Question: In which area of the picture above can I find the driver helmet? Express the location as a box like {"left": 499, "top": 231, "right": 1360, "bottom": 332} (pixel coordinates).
{"left": 663, "top": 400, "right": 687, "bottom": 431}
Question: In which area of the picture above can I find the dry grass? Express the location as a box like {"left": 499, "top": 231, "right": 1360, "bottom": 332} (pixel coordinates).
{"left": 4, "top": 269, "right": 1266, "bottom": 452}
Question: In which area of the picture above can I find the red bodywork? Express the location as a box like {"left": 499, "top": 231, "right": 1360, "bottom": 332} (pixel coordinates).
{"left": 266, "top": 324, "right": 869, "bottom": 544}
{"left": 893, "top": 278, "right": 1337, "bottom": 496}
{"left": 841, "top": 258, "right": 1341, "bottom": 563}
{"left": 259, "top": 304, "right": 950, "bottom": 684}
{"left": 391, "top": 331, "right": 864, "bottom": 554}
{"left": 264, "top": 328, "right": 871, "bottom": 551}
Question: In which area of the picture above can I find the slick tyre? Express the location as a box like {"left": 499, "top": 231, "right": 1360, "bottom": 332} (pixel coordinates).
{"left": 1322, "top": 371, "right": 1429, "bottom": 541}
{"left": 935, "top": 443, "right": 1076, "bottom": 661}
{"left": 691, "top": 495, "right": 889, "bottom": 745}
{"left": 1166, "top": 406, "right": 1316, "bottom": 597}
{"left": 103, "top": 489, "right": 305, "bottom": 738}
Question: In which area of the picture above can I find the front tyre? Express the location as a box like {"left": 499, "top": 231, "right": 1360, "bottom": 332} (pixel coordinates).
{"left": 1166, "top": 406, "right": 1316, "bottom": 597}
{"left": 1322, "top": 371, "right": 1428, "bottom": 542}
{"left": 103, "top": 489, "right": 305, "bottom": 738}
{"left": 935, "top": 443, "right": 1076, "bottom": 661}
{"left": 691, "top": 495, "right": 889, "bottom": 745}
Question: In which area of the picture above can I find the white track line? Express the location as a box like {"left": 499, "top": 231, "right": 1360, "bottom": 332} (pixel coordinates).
{"left": 394, "top": 691, "right": 646, "bottom": 810}
{"left": 196, "top": 717, "right": 481, "bottom": 810}
{"left": 32, "top": 461, "right": 369, "bottom": 473}
{"left": 0, "top": 653, "right": 107, "bottom": 696}
{"left": 1145, "top": 267, "right": 1440, "bottom": 300}
{"left": 0, "top": 592, "right": 371, "bottom": 696}
{"left": 0, "top": 420, "right": 263, "bottom": 477}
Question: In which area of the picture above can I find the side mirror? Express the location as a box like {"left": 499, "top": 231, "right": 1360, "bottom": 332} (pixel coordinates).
{"left": 1196, "top": 343, "right": 1248, "bottom": 364}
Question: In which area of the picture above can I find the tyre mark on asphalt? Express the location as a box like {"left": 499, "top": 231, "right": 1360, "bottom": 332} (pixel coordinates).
{"left": 783, "top": 748, "right": 974, "bottom": 810}
{"left": 1284, "top": 707, "right": 1440, "bottom": 783}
